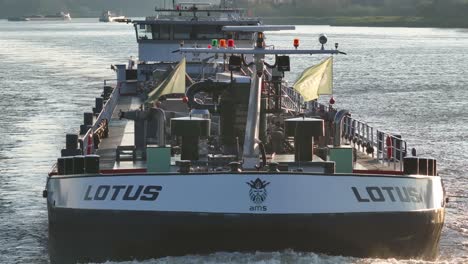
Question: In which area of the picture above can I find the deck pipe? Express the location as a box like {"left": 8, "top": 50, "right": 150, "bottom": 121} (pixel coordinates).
{"left": 120, "top": 107, "right": 166, "bottom": 159}
{"left": 259, "top": 97, "right": 268, "bottom": 144}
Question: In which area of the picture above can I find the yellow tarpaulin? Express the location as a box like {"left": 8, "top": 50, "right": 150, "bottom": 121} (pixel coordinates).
{"left": 293, "top": 56, "right": 333, "bottom": 102}
{"left": 146, "top": 58, "right": 186, "bottom": 103}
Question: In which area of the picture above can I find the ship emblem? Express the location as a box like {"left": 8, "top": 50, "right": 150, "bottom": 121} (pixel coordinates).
{"left": 247, "top": 178, "right": 270, "bottom": 204}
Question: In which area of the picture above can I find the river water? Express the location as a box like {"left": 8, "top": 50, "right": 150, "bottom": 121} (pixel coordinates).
{"left": 0, "top": 19, "right": 466, "bottom": 264}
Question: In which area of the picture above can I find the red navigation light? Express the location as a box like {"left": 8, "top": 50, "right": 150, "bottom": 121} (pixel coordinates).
{"left": 227, "top": 39, "right": 235, "bottom": 48}
{"left": 182, "top": 96, "right": 189, "bottom": 104}
{"left": 329, "top": 97, "right": 335, "bottom": 105}
{"left": 219, "top": 39, "right": 227, "bottom": 48}
{"left": 207, "top": 44, "right": 212, "bottom": 49}
{"left": 293, "top": 38, "right": 300, "bottom": 49}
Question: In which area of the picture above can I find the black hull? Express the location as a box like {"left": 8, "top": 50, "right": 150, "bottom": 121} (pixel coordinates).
{"left": 48, "top": 207, "right": 444, "bottom": 264}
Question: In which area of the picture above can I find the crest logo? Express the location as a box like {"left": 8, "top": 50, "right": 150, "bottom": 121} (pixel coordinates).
{"left": 246, "top": 178, "right": 270, "bottom": 204}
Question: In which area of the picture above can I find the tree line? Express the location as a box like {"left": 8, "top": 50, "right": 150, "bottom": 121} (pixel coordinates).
{"left": 249, "top": 0, "right": 468, "bottom": 18}
{"left": 1, "top": 0, "right": 468, "bottom": 22}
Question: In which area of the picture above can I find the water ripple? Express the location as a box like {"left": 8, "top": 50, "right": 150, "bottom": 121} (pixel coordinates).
{"left": 0, "top": 20, "right": 466, "bottom": 264}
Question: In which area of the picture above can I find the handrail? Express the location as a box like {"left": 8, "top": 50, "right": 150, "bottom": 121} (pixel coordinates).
{"left": 82, "top": 81, "right": 121, "bottom": 155}
{"left": 342, "top": 115, "right": 407, "bottom": 171}
{"left": 104, "top": 79, "right": 117, "bottom": 86}
{"left": 310, "top": 101, "right": 409, "bottom": 171}
{"left": 281, "top": 86, "right": 302, "bottom": 113}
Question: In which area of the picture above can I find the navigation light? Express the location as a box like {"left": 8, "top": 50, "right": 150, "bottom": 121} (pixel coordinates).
{"left": 293, "top": 38, "right": 300, "bottom": 49}
{"left": 227, "top": 39, "right": 235, "bottom": 48}
{"left": 219, "top": 39, "right": 227, "bottom": 48}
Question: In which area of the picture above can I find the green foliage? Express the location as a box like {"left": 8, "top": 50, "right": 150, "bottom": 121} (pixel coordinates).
{"left": 1, "top": 0, "right": 468, "bottom": 27}
{"left": 250, "top": 0, "right": 468, "bottom": 19}
{"left": 247, "top": 0, "right": 468, "bottom": 27}
{"left": 0, "top": 0, "right": 158, "bottom": 18}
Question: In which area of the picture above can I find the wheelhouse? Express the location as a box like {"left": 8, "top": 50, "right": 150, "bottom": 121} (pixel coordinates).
{"left": 133, "top": 19, "right": 260, "bottom": 62}
{"left": 135, "top": 21, "right": 257, "bottom": 43}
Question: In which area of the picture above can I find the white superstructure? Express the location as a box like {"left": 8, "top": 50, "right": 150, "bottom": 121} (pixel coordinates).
{"left": 99, "top": 11, "right": 127, "bottom": 22}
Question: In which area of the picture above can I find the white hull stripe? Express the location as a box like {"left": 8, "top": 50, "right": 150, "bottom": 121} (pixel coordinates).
{"left": 47, "top": 174, "right": 444, "bottom": 214}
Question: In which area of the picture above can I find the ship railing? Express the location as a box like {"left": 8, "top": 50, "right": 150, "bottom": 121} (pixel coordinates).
{"left": 104, "top": 79, "right": 117, "bottom": 87}
{"left": 342, "top": 116, "right": 407, "bottom": 171}
{"left": 281, "top": 85, "right": 303, "bottom": 112}
{"left": 82, "top": 80, "right": 121, "bottom": 155}
{"left": 310, "top": 101, "right": 408, "bottom": 171}
{"left": 262, "top": 70, "right": 302, "bottom": 113}
{"left": 280, "top": 89, "right": 301, "bottom": 113}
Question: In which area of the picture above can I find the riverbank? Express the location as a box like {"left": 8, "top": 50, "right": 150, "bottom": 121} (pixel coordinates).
{"left": 262, "top": 16, "right": 468, "bottom": 28}
{"left": 1, "top": 15, "right": 467, "bottom": 29}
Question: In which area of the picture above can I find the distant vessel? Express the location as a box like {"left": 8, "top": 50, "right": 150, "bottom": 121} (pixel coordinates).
{"left": 99, "top": 11, "right": 129, "bottom": 23}
{"left": 7, "top": 12, "right": 71, "bottom": 22}
{"left": 7, "top": 17, "right": 30, "bottom": 22}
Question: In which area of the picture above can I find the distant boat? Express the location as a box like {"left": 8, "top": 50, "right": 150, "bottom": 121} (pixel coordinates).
{"left": 7, "top": 17, "right": 30, "bottom": 21}
{"left": 99, "top": 11, "right": 129, "bottom": 23}
{"left": 7, "top": 12, "right": 71, "bottom": 22}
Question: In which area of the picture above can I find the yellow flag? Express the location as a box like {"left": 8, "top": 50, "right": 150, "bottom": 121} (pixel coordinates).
{"left": 293, "top": 56, "right": 333, "bottom": 101}
{"left": 146, "top": 58, "right": 186, "bottom": 103}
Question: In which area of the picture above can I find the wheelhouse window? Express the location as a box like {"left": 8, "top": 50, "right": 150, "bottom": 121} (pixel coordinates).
{"left": 173, "top": 25, "right": 192, "bottom": 40}
{"left": 237, "top": 31, "right": 253, "bottom": 40}
{"left": 136, "top": 22, "right": 256, "bottom": 41}
{"left": 137, "top": 24, "right": 153, "bottom": 40}
{"left": 195, "top": 25, "right": 224, "bottom": 40}
{"left": 152, "top": 24, "right": 171, "bottom": 40}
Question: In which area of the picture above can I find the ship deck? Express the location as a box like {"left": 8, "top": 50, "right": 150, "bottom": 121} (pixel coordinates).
{"left": 95, "top": 93, "right": 403, "bottom": 175}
